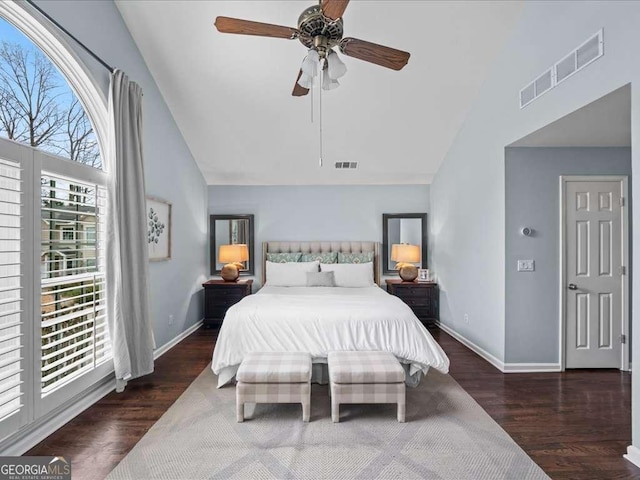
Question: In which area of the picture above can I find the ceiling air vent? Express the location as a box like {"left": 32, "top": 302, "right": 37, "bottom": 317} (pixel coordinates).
{"left": 519, "top": 29, "right": 603, "bottom": 109}
{"left": 335, "top": 162, "right": 357, "bottom": 169}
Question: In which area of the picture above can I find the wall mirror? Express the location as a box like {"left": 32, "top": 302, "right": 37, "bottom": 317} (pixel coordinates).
{"left": 210, "top": 214, "right": 254, "bottom": 276}
{"left": 382, "top": 213, "right": 427, "bottom": 275}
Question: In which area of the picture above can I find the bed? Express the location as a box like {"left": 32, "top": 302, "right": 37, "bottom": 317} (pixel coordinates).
{"left": 211, "top": 241, "right": 450, "bottom": 387}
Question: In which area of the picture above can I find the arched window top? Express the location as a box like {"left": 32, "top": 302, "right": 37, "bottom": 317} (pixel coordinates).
{"left": 0, "top": 2, "right": 108, "bottom": 171}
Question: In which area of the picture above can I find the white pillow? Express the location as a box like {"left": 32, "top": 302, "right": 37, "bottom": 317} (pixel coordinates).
{"left": 266, "top": 261, "right": 319, "bottom": 287}
{"left": 320, "top": 262, "right": 374, "bottom": 287}
{"left": 306, "top": 271, "right": 336, "bottom": 287}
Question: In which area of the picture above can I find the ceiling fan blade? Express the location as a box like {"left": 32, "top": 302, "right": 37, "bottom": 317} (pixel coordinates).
{"left": 321, "top": 0, "right": 350, "bottom": 20}
{"left": 214, "top": 17, "right": 298, "bottom": 39}
{"left": 340, "top": 38, "right": 410, "bottom": 71}
{"left": 292, "top": 69, "right": 309, "bottom": 97}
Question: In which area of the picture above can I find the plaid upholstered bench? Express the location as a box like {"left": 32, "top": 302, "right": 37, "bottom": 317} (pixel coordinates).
{"left": 328, "top": 351, "right": 406, "bottom": 423}
{"left": 236, "top": 352, "right": 312, "bottom": 423}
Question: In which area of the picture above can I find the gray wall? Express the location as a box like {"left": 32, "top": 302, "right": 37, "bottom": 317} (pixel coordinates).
{"left": 430, "top": 1, "right": 640, "bottom": 362}
{"left": 505, "top": 147, "right": 632, "bottom": 363}
{"left": 208, "top": 185, "right": 430, "bottom": 287}
{"left": 33, "top": 1, "right": 208, "bottom": 349}
{"left": 428, "top": 0, "right": 640, "bottom": 447}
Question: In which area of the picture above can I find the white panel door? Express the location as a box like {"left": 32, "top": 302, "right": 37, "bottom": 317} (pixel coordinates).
{"left": 565, "top": 180, "right": 624, "bottom": 368}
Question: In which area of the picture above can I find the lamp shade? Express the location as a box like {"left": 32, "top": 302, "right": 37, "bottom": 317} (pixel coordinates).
{"left": 298, "top": 72, "right": 313, "bottom": 89}
{"left": 327, "top": 50, "right": 347, "bottom": 80}
{"left": 301, "top": 49, "right": 320, "bottom": 77}
{"left": 219, "top": 244, "right": 249, "bottom": 263}
{"left": 322, "top": 71, "right": 339, "bottom": 90}
{"left": 391, "top": 244, "right": 420, "bottom": 264}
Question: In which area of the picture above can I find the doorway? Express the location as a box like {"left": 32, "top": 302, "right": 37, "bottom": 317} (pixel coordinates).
{"left": 504, "top": 84, "right": 631, "bottom": 369}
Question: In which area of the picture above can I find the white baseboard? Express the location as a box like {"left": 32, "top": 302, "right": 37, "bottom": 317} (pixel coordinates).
{"left": 435, "top": 321, "right": 505, "bottom": 372}
{"left": 502, "top": 363, "right": 562, "bottom": 373}
{"left": 624, "top": 445, "right": 640, "bottom": 468}
{"left": 154, "top": 320, "right": 203, "bottom": 360}
{"left": 1, "top": 319, "right": 204, "bottom": 456}
{"left": 0, "top": 374, "right": 115, "bottom": 456}
{"left": 435, "top": 321, "right": 562, "bottom": 373}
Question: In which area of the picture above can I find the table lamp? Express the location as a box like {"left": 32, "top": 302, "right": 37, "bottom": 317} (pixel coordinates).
{"left": 219, "top": 244, "right": 249, "bottom": 282}
{"left": 391, "top": 243, "right": 420, "bottom": 282}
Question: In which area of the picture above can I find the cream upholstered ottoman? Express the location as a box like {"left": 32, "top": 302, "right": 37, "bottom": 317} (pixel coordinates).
{"left": 328, "top": 351, "right": 406, "bottom": 423}
{"left": 236, "top": 352, "right": 312, "bottom": 423}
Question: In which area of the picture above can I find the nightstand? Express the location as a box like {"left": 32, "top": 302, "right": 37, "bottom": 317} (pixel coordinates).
{"left": 385, "top": 279, "right": 439, "bottom": 326}
{"left": 202, "top": 279, "right": 253, "bottom": 328}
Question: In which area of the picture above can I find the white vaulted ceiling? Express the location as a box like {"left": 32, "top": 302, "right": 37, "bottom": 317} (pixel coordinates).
{"left": 115, "top": 1, "right": 523, "bottom": 185}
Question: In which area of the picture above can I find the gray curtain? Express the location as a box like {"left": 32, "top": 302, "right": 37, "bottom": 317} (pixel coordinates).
{"left": 106, "top": 69, "right": 154, "bottom": 392}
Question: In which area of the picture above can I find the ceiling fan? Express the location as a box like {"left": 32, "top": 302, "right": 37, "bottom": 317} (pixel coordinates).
{"left": 214, "top": 0, "right": 411, "bottom": 96}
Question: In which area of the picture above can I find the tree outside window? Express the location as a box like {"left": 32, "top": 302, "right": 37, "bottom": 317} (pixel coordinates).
{"left": 0, "top": 19, "right": 101, "bottom": 168}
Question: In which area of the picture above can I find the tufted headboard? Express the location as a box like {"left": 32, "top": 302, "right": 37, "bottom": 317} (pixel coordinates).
{"left": 263, "top": 241, "right": 380, "bottom": 286}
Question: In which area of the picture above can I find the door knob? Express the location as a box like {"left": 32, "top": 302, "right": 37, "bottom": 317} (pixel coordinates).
{"left": 568, "top": 283, "right": 577, "bottom": 290}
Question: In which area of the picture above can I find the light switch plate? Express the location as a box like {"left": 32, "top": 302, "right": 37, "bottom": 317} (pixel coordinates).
{"left": 517, "top": 259, "right": 535, "bottom": 272}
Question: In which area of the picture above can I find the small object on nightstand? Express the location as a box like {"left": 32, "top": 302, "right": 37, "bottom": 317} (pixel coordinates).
{"left": 202, "top": 279, "right": 252, "bottom": 328}
{"left": 418, "top": 268, "right": 429, "bottom": 282}
{"left": 386, "top": 279, "right": 438, "bottom": 326}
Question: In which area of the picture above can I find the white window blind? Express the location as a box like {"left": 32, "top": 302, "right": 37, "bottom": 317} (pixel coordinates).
{"left": 0, "top": 158, "right": 23, "bottom": 421}
{"left": 40, "top": 173, "right": 109, "bottom": 394}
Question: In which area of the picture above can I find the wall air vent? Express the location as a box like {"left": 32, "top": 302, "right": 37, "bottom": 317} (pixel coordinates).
{"left": 555, "top": 52, "right": 576, "bottom": 83}
{"left": 520, "top": 82, "right": 535, "bottom": 107}
{"left": 335, "top": 162, "right": 357, "bottom": 169}
{"left": 519, "top": 29, "right": 603, "bottom": 109}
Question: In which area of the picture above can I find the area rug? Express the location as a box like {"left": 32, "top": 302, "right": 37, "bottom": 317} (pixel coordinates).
{"left": 107, "top": 365, "right": 549, "bottom": 479}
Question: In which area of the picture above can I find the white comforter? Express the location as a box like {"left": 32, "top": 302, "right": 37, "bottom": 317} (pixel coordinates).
{"left": 211, "top": 286, "right": 450, "bottom": 387}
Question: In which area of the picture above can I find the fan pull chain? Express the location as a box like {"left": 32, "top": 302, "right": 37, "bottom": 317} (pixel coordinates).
{"left": 310, "top": 78, "right": 314, "bottom": 123}
{"left": 319, "top": 67, "right": 323, "bottom": 167}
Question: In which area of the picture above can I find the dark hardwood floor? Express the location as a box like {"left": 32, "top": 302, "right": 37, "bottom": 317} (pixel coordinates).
{"left": 26, "top": 327, "right": 218, "bottom": 480}
{"left": 431, "top": 327, "right": 638, "bottom": 480}
{"left": 26, "top": 326, "right": 640, "bottom": 480}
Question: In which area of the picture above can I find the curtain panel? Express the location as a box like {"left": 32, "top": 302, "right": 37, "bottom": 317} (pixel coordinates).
{"left": 107, "top": 69, "right": 154, "bottom": 391}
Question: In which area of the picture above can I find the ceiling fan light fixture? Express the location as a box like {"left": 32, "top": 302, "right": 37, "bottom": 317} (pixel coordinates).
{"left": 322, "top": 72, "right": 340, "bottom": 91}
{"left": 297, "top": 72, "right": 313, "bottom": 89}
{"left": 301, "top": 49, "right": 320, "bottom": 77}
{"left": 327, "top": 50, "right": 347, "bottom": 80}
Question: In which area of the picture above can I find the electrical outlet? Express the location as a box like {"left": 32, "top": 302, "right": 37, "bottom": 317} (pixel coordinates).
{"left": 168, "top": 314, "right": 174, "bottom": 325}
{"left": 464, "top": 313, "right": 469, "bottom": 324}
{"left": 517, "top": 259, "right": 535, "bottom": 272}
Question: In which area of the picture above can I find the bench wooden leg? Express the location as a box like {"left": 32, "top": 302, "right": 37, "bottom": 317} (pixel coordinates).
{"left": 236, "top": 402, "right": 244, "bottom": 423}
{"left": 397, "top": 401, "right": 405, "bottom": 423}
{"left": 332, "top": 400, "right": 340, "bottom": 423}
{"left": 302, "top": 400, "right": 310, "bottom": 422}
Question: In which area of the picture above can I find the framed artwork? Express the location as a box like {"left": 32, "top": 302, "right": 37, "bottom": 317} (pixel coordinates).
{"left": 147, "top": 196, "right": 172, "bottom": 261}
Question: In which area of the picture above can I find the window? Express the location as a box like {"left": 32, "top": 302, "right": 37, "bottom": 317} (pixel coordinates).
{"left": 0, "top": 9, "right": 111, "bottom": 445}
{"left": 0, "top": 26, "right": 102, "bottom": 169}
{"left": 40, "top": 174, "right": 108, "bottom": 393}
{"left": 61, "top": 227, "right": 75, "bottom": 242}
{"left": 85, "top": 226, "right": 96, "bottom": 242}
